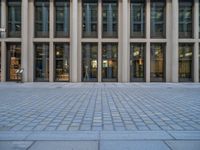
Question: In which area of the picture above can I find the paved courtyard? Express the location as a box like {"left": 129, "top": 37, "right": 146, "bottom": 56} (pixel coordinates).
{"left": 0, "top": 83, "right": 200, "bottom": 150}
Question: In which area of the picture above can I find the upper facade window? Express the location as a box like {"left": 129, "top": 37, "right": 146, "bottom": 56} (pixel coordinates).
{"left": 35, "top": 0, "right": 49, "bottom": 38}
{"left": 55, "top": 0, "right": 70, "bottom": 38}
{"left": 7, "top": 0, "right": 21, "bottom": 38}
{"left": 130, "top": 0, "right": 145, "bottom": 38}
{"left": 102, "top": 0, "right": 118, "bottom": 38}
{"left": 179, "top": 0, "right": 193, "bottom": 38}
{"left": 151, "top": 0, "right": 166, "bottom": 38}
{"left": 82, "top": 0, "right": 98, "bottom": 38}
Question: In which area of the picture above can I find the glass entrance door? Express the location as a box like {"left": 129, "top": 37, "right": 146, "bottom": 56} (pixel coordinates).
{"left": 6, "top": 43, "right": 21, "bottom": 81}
{"left": 102, "top": 43, "right": 118, "bottom": 82}
{"left": 130, "top": 43, "right": 145, "bottom": 82}
{"left": 82, "top": 43, "right": 98, "bottom": 82}
{"left": 34, "top": 43, "right": 49, "bottom": 81}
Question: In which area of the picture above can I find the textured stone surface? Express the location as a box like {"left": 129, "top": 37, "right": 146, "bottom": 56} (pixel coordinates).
{"left": 0, "top": 83, "right": 199, "bottom": 132}
{"left": 0, "top": 83, "right": 200, "bottom": 149}
{"left": 29, "top": 141, "right": 98, "bottom": 150}
{"left": 100, "top": 141, "right": 171, "bottom": 150}
{"left": 166, "top": 140, "right": 200, "bottom": 150}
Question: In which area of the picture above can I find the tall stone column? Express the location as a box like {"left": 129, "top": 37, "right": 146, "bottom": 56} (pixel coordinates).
{"left": 1, "top": 0, "right": 6, "bottom": 82}
{"left": 146, "top": 0, "right": 151, "bottom": 82}
{"left": 171, "top": 0, "right": 179, "bottom": 82}
{"left": 165, "top": 0, "right": 172, "bottom": 82}
{"left": 49, "top": 0, "right": 54, "bottom": 82}
{"left": 122, "top": 0, "right": 128, "bottom": 82}
{"left": 71, "top": 0, "right": 78, "bottom": 82}
{"left": 194, "top": 0, "right": 199, "bottom": 82}
{"left": 21, "top": 0, "right": 29, "bottom": 82}
{"left": 98, "top": 0, "right": 102, "bottom": 82}
{"left": 28, "top": 0, "right": 34, "bottom": 82}
{"left": 1, "top": 42, "right": 6, "bottom": 82}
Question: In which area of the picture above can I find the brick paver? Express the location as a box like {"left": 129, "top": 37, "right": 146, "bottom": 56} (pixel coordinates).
{"left": 0, "top": 83, "right": 200, "bottom": 132}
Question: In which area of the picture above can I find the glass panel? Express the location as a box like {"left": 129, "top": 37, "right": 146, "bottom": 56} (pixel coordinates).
{"left": 130, "top": 1, "right": 145, "bottom": 38}
{"left": 7, "top": 0, "right": 21, "bottom": 37}
{"left": 82, "top": 43, "right": 98, "bottom": 82}
{"left": 102, "top": 0, "right": 118, "bottom": 38}
{"left": 130, "top": 43, "right": 145, "bottom": 82}
{"left": 0, "top": 1, "right": 1, "bottom": 38}
{"left": 179, "top": 43, "right": 193, "bottom": 82}
{"left": 150, "top": 43, "right": 165, "bottom": 82}
{"left": 0, "top": 45, "right": 1, "bottom": 81}
{"left": 102, "top": 43, "right": 118, "bottom": 82}
{"left": 151, "top": 0, "right": 165, "bottom": 38}
{"left": 35, "top": 0, "right": 49, "bottom": 38}
{"left": 55, "top": 43, "right": 70, "bottom": 82}
{"left": 35, "top": 43, "right": 49, "bottom": 81}
{"left": 6, "top": 43, "right": 21, "bottom": 81}
{"left": 179, "top": 1, "right": 193, "bottom": 38}
{"left": 82, "top": 1, "right": 98, "bottom": 38}
{"left": 55, "top": 1, "right": 70, "bottom": 38}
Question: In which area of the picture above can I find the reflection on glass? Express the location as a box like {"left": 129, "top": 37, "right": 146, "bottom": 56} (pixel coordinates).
{"left": 82, "top": 43, "right": 98, "bottom": 82}
{"left": 82, "top": 0, "right": 98, "bottom": 38}
{"left": 7, "top": 0, "right": 21, "bottom": 37}
{"left": 102, "top": 43, "right": 118, "bottom": 82}
{"left": 35, "top": 43, "right": 49, "bottom": 81}
{"left": 6, "top": 43, "right": 21, "bottom": 81}
{"left": 0, "top": 1, "right": 1, "bottom": 38}
{"left": 179, "top": 43, "right": 193, "bottom": 82}
{"left": 179, "top": 0, "right": 193, "bottom": 38}
{"left": 0, "top": 45, "right": 1, "bottom": 81}
{"left": 55, "top": 43, "right": 70, "bottom": 82}
{"left": 151, "top": 0, "right": 165, "bottom": 38}
{"left": 35, "top": 0, "right": 49, "bottom": 37}
{"left": 130, "top": 43, "right": 145, "bottom": 82}
{"left": 130, "top": 0, "right": 145, "bottom": 38}
{"left": 102, "top": 0, "right": 118, "bottom": 38}
{"left": 150, "top": 43, "right": 165, "bottom": 82}
{"left": 55, "top": 0, "right": 70, "bottom": 37}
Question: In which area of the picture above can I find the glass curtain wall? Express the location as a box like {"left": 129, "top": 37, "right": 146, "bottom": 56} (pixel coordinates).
{"left": 35, "top": 43, "right": 49, "bottom": 81}
{"left": 6, "top": 43, "right": 21, "bottom": 81}
{"left": 55, "top": 0, "right": 70, "bottom": 38}
{"left": 179, "top": 43, "right": 193, "bottom": 82}
{"left": 82, "top": 0, "right": 98, "bottom": 38}
{"left": 55, "top": 43, "right": 70, "bottom": 82}
{"left": 102, "top": 43, "right": 118, "bottom": 82}
{"left": 7, "top": 0, "right": 21, "bottom": 37}
{"left": 130, "top": 43, "right": 145, "bottom": 82}
{"left": 150, "top": 43, "right": 165, "bottom": 82}
{"left": 179, "top": 0, "right": 193, "bottom": 38}
{"left": 82, "top": 43, "right": 98, "bottom": 82}
{"left": 151, "top": 0, "right": 165, "bottom": 38}
{"left": 35, "top": 0, "right": 49, "bottom": 37}
{"left": 130, "top": 0, "right": 145, "bottom": 38}
{"left": 102, "top": 0, "right": 118, "bottom": 38}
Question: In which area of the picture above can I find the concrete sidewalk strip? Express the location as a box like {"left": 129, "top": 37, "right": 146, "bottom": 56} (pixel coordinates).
{"left": 168, "top": 131, "right": 200, "bottom": 140}
{"left": 0, "top": 131, "right": 31, "bottom": 140}
{"left": 100, "top": 131, "right": 173, "bottom": 140}
{"left": 0, "top": 131, "right": 176, "bottom": 141}
{"left": 100, "top": 141, "right": 171, "bottom": 150}
{"left": 28, "top": 141, "right": 98, "bottom": 150}
{"left": 26, "top": 131, "right": 100, "bottom": 141}
{"left": 0, "top": 141, "right": 34, "bottom": 150}
{"left": 166, "top": 140, "right": 200, "bottom": 150}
